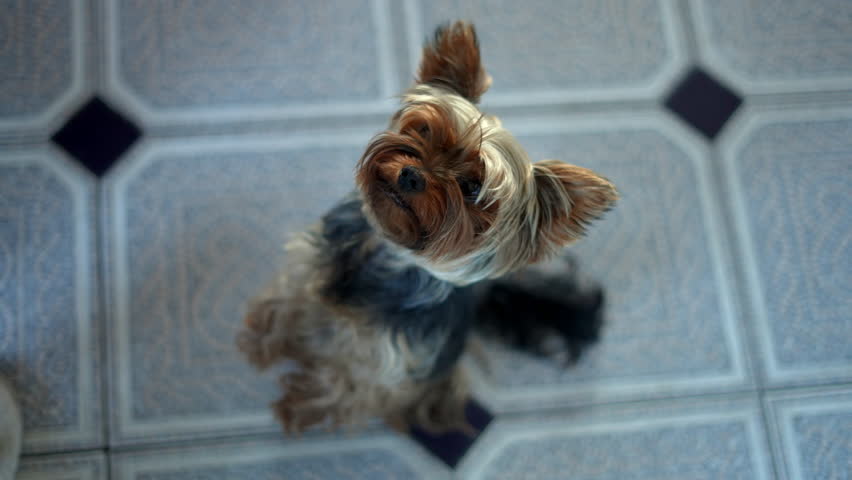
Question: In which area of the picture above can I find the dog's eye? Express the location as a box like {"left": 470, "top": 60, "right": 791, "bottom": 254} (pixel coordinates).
{"left": 457, "top": 177, "right": 481, "bottom": 201}
{"left": 417, "top": 124, "right": 430, "bottom": 137}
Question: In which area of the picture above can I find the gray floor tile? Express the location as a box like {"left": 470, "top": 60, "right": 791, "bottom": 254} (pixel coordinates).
{"left": 2, "top": 1, "right": 849, "bottom": 475}
{"left": 457, "top": 396, "right": 773, "bottom": 480}
{"left": 102, "top": 133, "right": 373, "bottom": 445}
{"left": 0, "top": 148, "right": 102, "bottom": 453}
{"left": 0, "top": 0, "right": 88, "bottom": 135}
{"left": 17, "top": 451, "right": 106, "bottom": 480}
{"left": 721, "top": 107, "right": 852, "bottom": 388}
{"left": 691, "top": 0, "right": 852, "bottom": 94}
{"left": 103, "top": 0, "right": 398, "bottom": 126}
{"left": 765, "top": 386, "right": 852, "bottom": 480}
{"left": 468, "top": 112, "right": 751, "bottom": 411}
{"left": 406, "top": 0, "right": 687, "bottom": 105}
{"left": 110, "top": 433, "right": 450, "bottom": 480}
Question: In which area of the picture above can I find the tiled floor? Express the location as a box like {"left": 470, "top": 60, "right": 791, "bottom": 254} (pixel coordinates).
{"left": 1, "top": 1, "right": 850, "bottom": 479}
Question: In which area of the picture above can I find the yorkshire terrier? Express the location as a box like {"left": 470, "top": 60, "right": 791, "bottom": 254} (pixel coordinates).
{"left": 237, "top": 21, "right": 618, "bottom": 434}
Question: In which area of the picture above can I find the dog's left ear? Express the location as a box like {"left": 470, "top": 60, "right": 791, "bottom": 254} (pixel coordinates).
{"left": 531, "top": 160, "right": 618, "bottom": 259}
{"left": 417, "top": 21, "right": 491, "bottom": 103}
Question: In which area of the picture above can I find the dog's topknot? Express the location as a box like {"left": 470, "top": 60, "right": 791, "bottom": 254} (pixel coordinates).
{"left": 356, "top": 22, "right": 617, "bottom": 283}
{"left": 417, "top": 21, "right": 492, "bottom": 103}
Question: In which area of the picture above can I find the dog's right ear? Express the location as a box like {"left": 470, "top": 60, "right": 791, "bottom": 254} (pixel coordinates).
{"left": 417, "top": 21, "right": 492, "bottom": 103}
{"left": 530, "top": 160, "right": 618, "bottom": 261}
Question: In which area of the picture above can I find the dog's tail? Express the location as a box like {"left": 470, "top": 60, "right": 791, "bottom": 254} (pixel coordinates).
{"left": 474, "top": 263, "right": 605, "bottom": 364}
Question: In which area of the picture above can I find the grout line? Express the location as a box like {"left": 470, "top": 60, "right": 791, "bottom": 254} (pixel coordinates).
{"left": 19, "top": 447, "right": 108, "bottom": 460}
{"left": 89, "top": 0, "right": 104, "bottom": 93}
{"left": 99, "top": 178, "right": 119, "bottom": 451}
{"left": 138, "top": 100, "right": 664, "bottom": 141}
{"left": 372, "top": 0, "right": 398, "bottom": 98}
{"left": 762, "top": 390, "right": 793, "bottom": 480}
{"left": 762, "top": 382, "right": 852, "bottom": 395}
{"left": 702, "top": 145, "right": 767, "bottom": 387}
{"left": 756, "top": 387, "right": 782, "bottom": 480}
{"left": 494, "top": 387, "right": 759, "bottom": 415}
{"left": 105, "top": 447, "right": 113, "bottom": 480}
{"left": 388, "top": 0, "right": 414, "bottom": 95}
{"left": 95, "top": 180, "right": 111, "bottom": 453}
{"left": 0, "top": 135, "right": 45, "bottom": 148}
{"left": 42, "top": 384, "right": 852, "bottom": 457}
{"left": 672, "top": 0, "right": 701, "bottom": 62}
{"left": 104, "top": 429, "right": 369, "bottom": 455}
{"left": 748, "top": 90, "right": 852, "bottom": 107}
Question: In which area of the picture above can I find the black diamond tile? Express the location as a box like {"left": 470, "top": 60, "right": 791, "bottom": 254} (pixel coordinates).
{"left": 52, "top": 97, "right": 142, "bottom": 176}
{"left": 664, "top": 67, "right": 742, "bottom": 140}
{"left": 409, "top": 398, "right": 493, "bottom": 468}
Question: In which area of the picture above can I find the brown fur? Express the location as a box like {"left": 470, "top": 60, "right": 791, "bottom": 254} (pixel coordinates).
{"left": 531, "top": 161, "right": 619, "bottom": 262}
{"left": 418, "top": 21, "right": 492, "bottom": 103}
{"left": 356, "top": 101, "right": 497, "bottom": 261}
{"left": 237, "top": 233, "right": 471, "bottom": 433}
{"left": 237, "top": 20, "right": 617, "bottom": 435}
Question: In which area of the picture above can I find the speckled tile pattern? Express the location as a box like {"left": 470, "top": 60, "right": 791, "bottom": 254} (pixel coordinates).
{"left": 105, "top": 0, "right": 397, "bottom": 124}
{"left": 1, "top": 0, "right": 850, "bottom": 478}
{"left": 0, "top": 0, "right": 86, "bottom": 133}
{"left": 765, "top": 387, "right": 852, "bottom": 480}
{"left": 103, "top": 135, "right": 371, "bottom": 444}
{"left": 110, "top": 434, "right": 450, "bottom": 480}
{"left": 407, "top": 0, "right": 686, "bottom": 104}
{"left": 0, "top": 149, "right": 101, "bottom": 454}
{"left": 0, "top": 0, "right": 72, "bottom": 118}
{"left": 457, "top": 398, "right": 773, "bottom": 480}
{"left": 469, "top": 115, "right": 748, "bottom": 411}
{"left": 692, "top": 0, "right": 852, "bottom": 93}
{"left": 722, "top": 109, "right": 852, "bottom": 388}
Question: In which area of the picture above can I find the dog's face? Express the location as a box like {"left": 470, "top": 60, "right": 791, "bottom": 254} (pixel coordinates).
{"left": 357, "top": 22, "right": 618, "bottom": 284}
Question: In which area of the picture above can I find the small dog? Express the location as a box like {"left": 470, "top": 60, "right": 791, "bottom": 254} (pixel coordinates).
{"left": 237, "top": 21, "right": 618, "bottom": 434}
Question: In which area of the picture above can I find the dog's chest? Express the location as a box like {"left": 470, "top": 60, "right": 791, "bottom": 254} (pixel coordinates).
{"left": 316, "top": 197, "right": 476, "bottom": 381}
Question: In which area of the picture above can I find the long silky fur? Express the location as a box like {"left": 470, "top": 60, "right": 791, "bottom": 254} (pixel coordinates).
{"left": 238, "top": 196, "right": 474, "bottom": 433}
{"left": 236, "top": 20, "right": 617, "bottom": 435}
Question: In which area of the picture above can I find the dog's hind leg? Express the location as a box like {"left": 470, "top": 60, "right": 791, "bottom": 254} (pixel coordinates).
{"left": 398, "top": 366, "right": 473, "bottom": 435}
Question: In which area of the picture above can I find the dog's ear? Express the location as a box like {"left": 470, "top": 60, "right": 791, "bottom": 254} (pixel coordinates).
{"left": 531, "top": 160, "right": 618, "bottom": 260}
{"left": 417, "top": 21, "right": 491, "bottom": 103}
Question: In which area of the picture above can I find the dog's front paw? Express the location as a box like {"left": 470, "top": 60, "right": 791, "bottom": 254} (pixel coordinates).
{"left": 538, "top": 287, "right": 604, "bottom": 366}
{"left": 236, "top": 298, "right": 295, "bottom": 369}
{"left": 477, "top": 278, "right": 606, "bottom": 366}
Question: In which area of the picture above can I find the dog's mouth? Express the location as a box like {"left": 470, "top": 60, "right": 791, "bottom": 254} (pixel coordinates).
{"left": 377, "top": 179, "right": 414, "bottom": 213}
{"left": 373, "top": 179, "right": 427, "bottom": 251}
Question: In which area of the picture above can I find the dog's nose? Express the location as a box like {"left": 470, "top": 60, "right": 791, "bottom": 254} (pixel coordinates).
{"left": 397, "top": 166, "right": 426, "bottom": 193}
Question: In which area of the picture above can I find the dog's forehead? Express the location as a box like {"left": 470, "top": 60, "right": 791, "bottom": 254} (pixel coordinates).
{"left": 398, "top": 85, "right": 484, "bottom": 127}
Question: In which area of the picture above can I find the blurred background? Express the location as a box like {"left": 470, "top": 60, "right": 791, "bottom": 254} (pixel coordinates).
{"left": 1, "top": 0, "right": 850, "bottom": 479}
